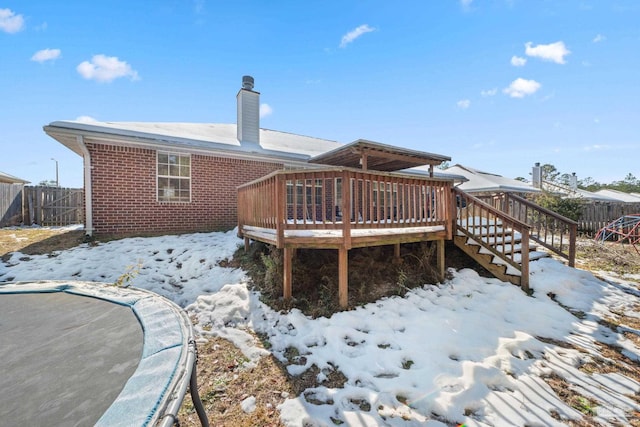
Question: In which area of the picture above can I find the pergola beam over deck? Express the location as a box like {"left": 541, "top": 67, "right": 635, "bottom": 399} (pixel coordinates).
{"left": 308, "top": 139, "right": 451, "bottom": 175}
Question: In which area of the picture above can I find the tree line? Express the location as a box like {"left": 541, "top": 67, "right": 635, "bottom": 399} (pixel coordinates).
{"left": 518, "top": 164, "right": 640, "bottom": 194}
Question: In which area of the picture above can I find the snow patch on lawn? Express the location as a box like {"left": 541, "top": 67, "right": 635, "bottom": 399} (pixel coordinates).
{"left": 2, "top": 230, "right": 640, "bottom": 426}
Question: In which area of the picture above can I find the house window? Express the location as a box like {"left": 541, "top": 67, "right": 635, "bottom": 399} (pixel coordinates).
{"left": 287, "top": 179, "right": 322, "bottom": 205}
{"left": 157, "top": 152, "right": 191, "bottom": 202}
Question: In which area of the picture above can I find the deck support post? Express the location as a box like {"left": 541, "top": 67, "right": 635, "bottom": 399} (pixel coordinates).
{"left": 520, "top": 229, "right": 530, "bottom": 293}
{"left": 283, "top": 247, "right": 293, "bottom": 300}
{"left": 394, "top": 243, "right": 401, "bottom": 260}
{"left": 338, "top": 246, "right": 348, "bottom": 309}
{"left": 436, "top": 239, "right": 445, "bottom": 282}
{"left": 244, "top": 237, "right": 250, "bottom": 252}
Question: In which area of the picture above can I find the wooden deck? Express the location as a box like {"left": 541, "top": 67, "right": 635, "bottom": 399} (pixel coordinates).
{"left": 237, "top": 167, "right": 578, "bottom": 308}
{"left": 237, "top": 168, "right": 455, "bottom": 307}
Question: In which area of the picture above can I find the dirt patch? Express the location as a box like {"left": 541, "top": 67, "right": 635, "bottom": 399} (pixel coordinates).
{"left": 236, "top": 240, "right": 448, "bottom": 318}
{"left": 0, "top": 227, "right": 86, "bottom": 262}
{"left": 178, "top": 336, "right": 347, "bottom": 427}
{"left": 179, "top": 337, "right": 291, "bottom": 427}
{"left": 575, "top": 238, "right": 640, "bottom": 277}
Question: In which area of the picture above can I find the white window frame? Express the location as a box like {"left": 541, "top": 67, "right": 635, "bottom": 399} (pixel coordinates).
{"left": 157, "top": 151, "right": 191, "bottom": 203}
{"left": 287, "top": 179, "right": 322, "bottom": 206}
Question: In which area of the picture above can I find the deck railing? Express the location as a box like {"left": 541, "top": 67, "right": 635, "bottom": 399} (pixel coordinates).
{"left": 454, "top": 188, "right": 531, "bottom": 290}
{"left": 478, "top": 193, "right": 577, "bottom": 267}
{"left": 238, "top": 168, "right": 454, "bottom": 247}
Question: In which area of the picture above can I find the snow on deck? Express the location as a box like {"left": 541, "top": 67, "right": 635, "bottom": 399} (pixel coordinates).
{"left": 244, "top": 224, "right": 445, "bottom": 239}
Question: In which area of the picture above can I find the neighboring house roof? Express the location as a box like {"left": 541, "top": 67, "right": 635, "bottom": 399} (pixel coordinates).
{"left": 594, "top": 189, "right": 640, "bottom": 203}
{"left": 44, "top": 121, "right": 343, "bottom": 165}
{"left": 443, "top": 164, "right": 541, "bottom": 194}
{"left": 397, "top": 166, "right": 466, "bottom": 181}
{"left": 309, "top": 139, "right": 450, "bottom": 172}
{"left": 0, "top": 171, "right": 29, "bottom": 184}
{"left": 541, "top": 181, "right": 619, "bottom": 202}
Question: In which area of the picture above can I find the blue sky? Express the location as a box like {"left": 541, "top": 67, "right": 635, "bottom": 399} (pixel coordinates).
{"left": 1, "top": 1, "right": 638, "bottom": 188}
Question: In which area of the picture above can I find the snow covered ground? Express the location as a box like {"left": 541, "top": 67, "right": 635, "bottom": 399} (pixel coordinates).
{"left": 1, "top": 227, "right": 640, "bottom": 426}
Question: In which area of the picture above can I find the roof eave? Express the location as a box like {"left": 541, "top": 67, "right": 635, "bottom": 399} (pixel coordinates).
{"left": 44, "top": 122, "right": 311, "bottom": 163}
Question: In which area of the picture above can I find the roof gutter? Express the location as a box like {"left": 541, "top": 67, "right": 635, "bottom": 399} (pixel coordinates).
{"left": 44, "top": 123, "right": 312, "bottom": 165}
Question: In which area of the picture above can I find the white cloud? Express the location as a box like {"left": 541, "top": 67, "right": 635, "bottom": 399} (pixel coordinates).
{"left": 0, "top": 8, "right": 25, "bottom": 33}
{"left": 481, "top": 88, "right": 497, "bottom": 97}
{"left": 503, "top": 78, "right": 541, "bottom": 98}
{"left": 525, "top": 41, "right": 570, "bottom": 64}
{"left": 31, "top": 48, "right": 61, "bottom": 63}
{"left": 540, "top": 91, "right": 555, "bottom": 102}
{"left": 76, "top": 55, "right": 139, "bottom": 83}
{"left": 457, "top": 99, "right": 471, "bottom": 109}
{"left": 593, "top": 34, "right": 606, "bottom": 43}
{"left": 472, "top": 140, "right": 496, "bottom": 149}
{"left": 76, "top": 115, "right": 98, "bottom": 123}
{"left": 339, "top": 24, "right": 375, "bottom": 48}
{"left": 583, "top": 144, "right": 610, "bottom": 151}
{"left": 511, "top": 55, "right": 527, "bottom": 67}
{"left": 259, "top": 103, "right": 273, "bottom": 118}
{"left": 194, "top": 0, "right": 205, "bottom": 14}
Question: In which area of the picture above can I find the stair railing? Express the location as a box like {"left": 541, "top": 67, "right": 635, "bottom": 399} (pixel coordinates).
{"left": 453, "top": 187, "right": 530, "bottom": 291}
{"left": 481, "top": 193, "right": 577, "bottom": 267}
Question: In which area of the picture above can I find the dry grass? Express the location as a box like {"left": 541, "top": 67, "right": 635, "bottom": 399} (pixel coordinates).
{"left": 0, "top": 226, "right": 85, "bottom": 262}
{"left": 178, "top": 336, "right": 348, "bottom": 427}
{"left": 575, "top": 237, "right": 640, "bottom": 276}
{"left": 541, "top": 238, "right": 640, "bottom": 426}
{"left": 178, "top": 337, "right": 290, "bottom": 427}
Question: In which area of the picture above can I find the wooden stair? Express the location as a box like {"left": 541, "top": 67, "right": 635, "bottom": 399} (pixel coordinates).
{"left": 453, "top": 231, "right": 549, "bottom": 287}
{"left": 452, "top": 188, "right": 577, "bottom": 291}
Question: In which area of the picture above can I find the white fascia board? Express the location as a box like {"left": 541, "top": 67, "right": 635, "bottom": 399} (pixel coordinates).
{"left": 44, "top": 122, "right": 311, "bottom": 165}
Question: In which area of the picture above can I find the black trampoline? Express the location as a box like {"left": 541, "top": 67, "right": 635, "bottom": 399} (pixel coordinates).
{"left": 0, "top": 281, "right": 208, "bottom": 427}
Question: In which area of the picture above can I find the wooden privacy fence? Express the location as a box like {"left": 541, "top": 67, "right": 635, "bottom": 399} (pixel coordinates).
{"left": 22, "top": 186, "right": 84, "bottom": 226}
{"left": 579, "top": 202, "right": 640, "bottom": 236}
{"left": 0, "top": 183, "right": 24, "bottom": 227}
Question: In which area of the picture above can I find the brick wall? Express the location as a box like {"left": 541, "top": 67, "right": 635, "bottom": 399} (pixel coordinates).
{"left": 88, "top": 143, "right": 282, "bottom": 235}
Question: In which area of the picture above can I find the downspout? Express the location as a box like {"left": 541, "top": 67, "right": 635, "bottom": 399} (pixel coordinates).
{"left": 77, "top": 135, "right": 94, "bottom": 236}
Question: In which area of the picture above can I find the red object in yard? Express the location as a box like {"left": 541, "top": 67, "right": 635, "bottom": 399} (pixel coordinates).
{"left": 595, "top": 214, "right": 640, "bottom": 254}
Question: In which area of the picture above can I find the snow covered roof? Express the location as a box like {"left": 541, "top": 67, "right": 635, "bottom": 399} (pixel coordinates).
{"left": 593, "top": 189, "right": 640, "bottom": 203}
{"left": 444, "top": 164, "right": 541, "bottom": 194}
{"left": 0, "top": 170, "right": 29, "bottom": 184}
{"left": 45, "top": 121, "right": 462, "bottom": 179}
{"left": 541, "top": 181, "right": 619, "bottom": 202}
{"left": 44, "top": 120, "right": 343, "bottom": 164}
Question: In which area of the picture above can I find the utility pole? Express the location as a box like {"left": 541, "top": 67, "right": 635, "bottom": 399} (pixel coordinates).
{"left": 51, "top": 158, "right": 59, "bottom": 187}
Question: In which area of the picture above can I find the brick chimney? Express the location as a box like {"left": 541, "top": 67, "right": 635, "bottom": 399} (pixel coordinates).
{"left": 237, "top": 75, "right": 260, "bottom": 145}
{"left": 532, "top": 162, "right": 542, "bottom": 188}
{"left": 569, "top": 172, "right": 578, "bottom": 190}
